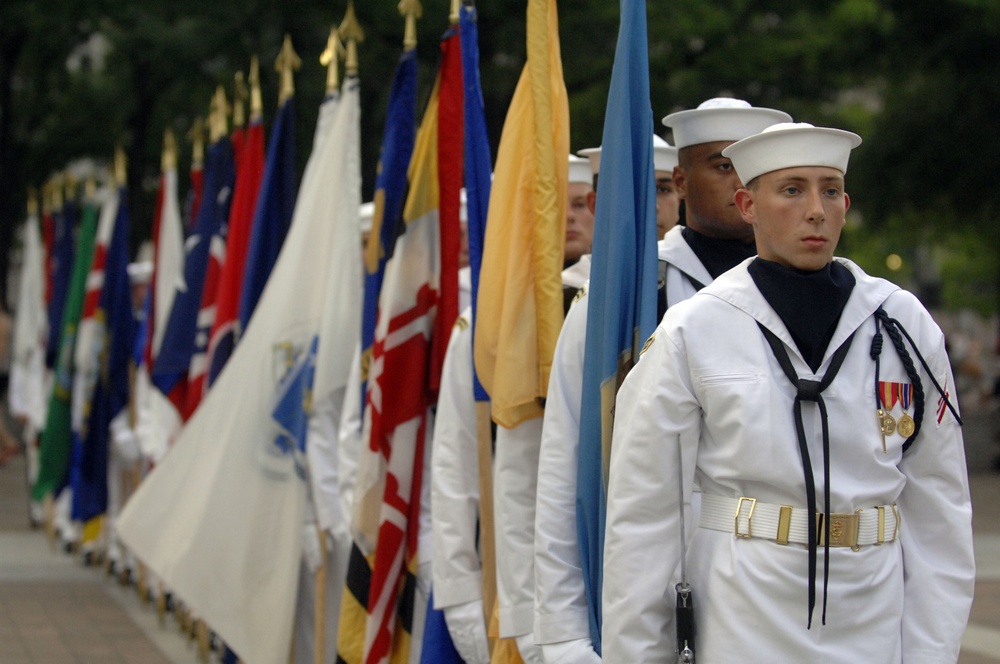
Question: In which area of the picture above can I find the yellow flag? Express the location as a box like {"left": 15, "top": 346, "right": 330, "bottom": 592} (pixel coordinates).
{"left": 474, "top": 0, "right": 569, "bottom": 428}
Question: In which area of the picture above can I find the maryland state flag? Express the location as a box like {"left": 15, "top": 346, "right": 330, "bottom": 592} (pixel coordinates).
{"left": 339, "top": 63, "right": 460, "bottom": 664}
{"left": 473, "top": 0, "right": 569, "bottom": 428}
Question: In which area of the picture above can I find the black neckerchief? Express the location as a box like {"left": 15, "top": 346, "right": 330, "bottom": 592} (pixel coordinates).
{"left": 681, "top": 226, "right": 757, "bottom": 280}
{"left": 749, "top": 259, "right": 856, "bottom": 372}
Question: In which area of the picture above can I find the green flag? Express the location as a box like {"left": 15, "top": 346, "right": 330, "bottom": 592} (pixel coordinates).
{"left": 32, "top": 198, "right": 99, "bottom": 501}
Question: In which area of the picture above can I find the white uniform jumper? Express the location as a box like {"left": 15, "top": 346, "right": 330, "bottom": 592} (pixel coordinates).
{"left": 603, "top": 257, "right": 974, "bottom": 663}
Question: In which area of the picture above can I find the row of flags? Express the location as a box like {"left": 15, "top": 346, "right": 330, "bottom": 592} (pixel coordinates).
{"left": 8, "top": 0, "right": 662, "bottom": 660}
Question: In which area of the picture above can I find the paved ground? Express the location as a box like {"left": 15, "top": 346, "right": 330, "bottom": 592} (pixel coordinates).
{"left": 0, "top": 406, "right": 998, "bottom": 663}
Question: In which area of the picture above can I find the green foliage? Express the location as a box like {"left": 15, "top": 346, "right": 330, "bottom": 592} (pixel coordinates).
{"left": 1, "top": 0, "right": 998, "bottom": 314}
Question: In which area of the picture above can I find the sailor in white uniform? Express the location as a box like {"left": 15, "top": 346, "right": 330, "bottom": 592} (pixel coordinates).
{"left": 533, "top": 99, "right": 791, "bottom": 662}
{"left": 602, "top": 123, "right": 975, "bottom": 663}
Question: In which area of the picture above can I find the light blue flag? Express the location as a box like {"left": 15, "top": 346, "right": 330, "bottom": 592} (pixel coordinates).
{"left": 576, "top": 0, "right": 659, "bottom": 653}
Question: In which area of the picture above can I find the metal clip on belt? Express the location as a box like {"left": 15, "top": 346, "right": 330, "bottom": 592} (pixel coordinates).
{"left": 701, "top": 494, "right": 900, "bottom": 551}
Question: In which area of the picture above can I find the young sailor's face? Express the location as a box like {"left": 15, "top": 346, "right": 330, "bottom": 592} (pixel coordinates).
{"left": 676, "top": 141, "right": 751, "bottom": 240}
{"left": 655, "top": 170, "right": 680, "bottom": 240}
{"left": 565, "top": 182, "right": 595, "bottom": 263}
{"left": 735, "top": 166, "right": 850, "bottom": 271}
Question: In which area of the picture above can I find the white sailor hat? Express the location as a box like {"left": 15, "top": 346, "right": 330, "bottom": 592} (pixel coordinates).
{"left": 662, "top": 98, "right": 792, "bottom": 149}
{"left": 359, "top": 201, "right": 375, "bottom": 233}
{"left": 721, "top": 122, "right": 862, "bottom": 185}
{"left": 577, "top": 146, "right": 601, "bottom": 177}
{"left": 652, "top": 135, "right": 678, "bottom": 173}
{"left": 569, "top": 154, "right": 593, "bottom": 185}
{"left": 127, "top": 261, "right": 153, "bottom": 284}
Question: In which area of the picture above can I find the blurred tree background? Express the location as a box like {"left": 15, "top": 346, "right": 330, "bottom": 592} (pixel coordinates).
{"left": 2, "top": 0, "right": 998, "bottom": 315}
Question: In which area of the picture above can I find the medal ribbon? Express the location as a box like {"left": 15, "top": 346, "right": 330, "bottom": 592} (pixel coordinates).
{"left": 900, "top": 383, "right": 911, "bottom": 411}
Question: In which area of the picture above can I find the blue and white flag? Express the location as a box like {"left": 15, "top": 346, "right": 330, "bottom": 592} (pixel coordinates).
{"left": 577, "top": 0, "right": 659, "bottom": 653}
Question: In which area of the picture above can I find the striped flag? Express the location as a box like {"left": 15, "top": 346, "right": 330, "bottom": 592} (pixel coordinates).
{"left": 577, "top": 0, "right": 659, "bottom": 653}
{"left": 45, "top": 200, "right": 75, "bottom": 368}
{"left": 473, "top": 0, "right": 569, "bottom": 428}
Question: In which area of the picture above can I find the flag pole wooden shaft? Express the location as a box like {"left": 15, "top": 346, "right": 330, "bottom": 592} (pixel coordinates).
{"left": 475, "top": 401, "right": 498, "bottom": 641}
{"left": 313, "top": 525, "right": 328, "bottom": 664}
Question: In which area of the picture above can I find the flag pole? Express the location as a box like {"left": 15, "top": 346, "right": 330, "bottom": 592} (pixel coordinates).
{"left": 275, "top": 35, "right": 302, "bottom": 107}
{"left": 320, "top": 27, "right": 344, "bottom": 96}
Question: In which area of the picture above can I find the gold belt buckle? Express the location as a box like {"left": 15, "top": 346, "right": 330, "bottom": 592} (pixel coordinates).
{"left": 817, "top": 512, "right": 859, "bottom": 549}
{"left": 735, "top": 497, "right": 756, "bottom": 538}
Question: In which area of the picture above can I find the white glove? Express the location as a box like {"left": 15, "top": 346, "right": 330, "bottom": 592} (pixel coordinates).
{"left": 541, "top": 637, "right": 602, "bottom": 664}
{"left": 442, "top": 599, "right": 490, "bottom": 664}
{"left": 515, "top": 633, "right": 546, "bottom": 664}
{"left": 417, "top": 560, "right": 433, "bottom": 598}
{"left": 110, "top": 414, "right": 141, "bottom": 464}
{"left": 301, "top": 524, "right": 324, "bottom": 573}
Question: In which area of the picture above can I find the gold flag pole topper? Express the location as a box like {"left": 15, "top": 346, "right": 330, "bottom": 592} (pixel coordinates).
{"left": 188, "top": 117, "right": 206, "bottom": 169}
{"left": 339, "top": 2, "right": 365, "bottom": 77}
{"left": 162, "top": 128, "right": 178, "bottom": 173}
{"left": 232, "top": 70, "right": 248, "bottom": 129}
{"left": 399, "top": 0, "right": 422, "bottom": 50}
{"left": 209, "top": 85, "right": 230, "bottom": 143}
{"left": 248, "top": 55, "right": 263, "bottom": 121}
{"left": 114, "top": 146, "right": 127, "bottom": 188}
{"left": 27, "top": 187, "right": 38, "bottom": 218}
{"left": 319, "top": 27, "right": 345, "bottom": 94}
{"left": 275, "top": 34, "right": 301, "bottom": 105}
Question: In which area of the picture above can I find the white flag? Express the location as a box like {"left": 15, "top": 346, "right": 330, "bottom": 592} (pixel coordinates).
{"left": 9, "top": 211, "right": 48, "bottom": 429}
{"left": 136, "top": 164, "right": 185, "bottom": 463}
{"left": 117, "top": 80, "right": 361, "bottom": 664}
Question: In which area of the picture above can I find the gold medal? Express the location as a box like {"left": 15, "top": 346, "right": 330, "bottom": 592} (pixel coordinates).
{"left": 879, "top": 409, "right": 896, "bottom": 436}
{"left": 898, "top": 412, "right": 915, "bottom": 437}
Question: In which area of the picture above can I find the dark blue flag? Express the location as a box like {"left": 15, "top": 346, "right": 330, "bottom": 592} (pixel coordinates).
{"left": 152, "top": 137, "right": 235, "bottom": 420}
{"left": 460, "top": 5, "right": 493, "bottom": 402}
{"left": 238, "top": 98, "right": 297, "bottom": 329}
{"left": 71, "top": 187, "right": 135, "bottom": 522}
{"left": 46, "top": 202, "right": 75, "bottom": 367}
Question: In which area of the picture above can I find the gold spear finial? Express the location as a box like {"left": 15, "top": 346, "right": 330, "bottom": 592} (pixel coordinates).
{"left": 188, "top": 117, "right": 205, "bottom": 167}
{"left": 232, "top": 71, "right": 248, "bottom": 128}
{"left": 84, "top": 177, "right": 96, "bottom": 199}
{"left": 50, "top": 174, "right": 64, "bottom": 210}
{"left": 27, "top": 188, "right": 38, "bottom": 217}
{"left": 40, "top": 181, "right": 51, "bottom": 215}
{"left": 275, "top": 34, "right": 301, "bottom": 105}
{"left": 114, "top": 146, "right": 128, "bottom": 187}
{"left": 209, "top": 85, "right": 230, "bottom": 142}
{"left": 64, "top": 172, "right": 78, "bottom": 203}
{"left": 320, "top": 27, "right": 346, "bottom": 94}
{"left": 339, "top": 2, "right": 365, "bottom": 77}
{"left": 249, "top": 55, "right": 263, "bottom": 120}
{"left": 450, "top": 0, "right": 460, "bottom": 23}
{"left": 399, "top": 0, "right": 422, "bottom": 50}
{"left": 162, "top": 128, "right": 178, "bottom": 172}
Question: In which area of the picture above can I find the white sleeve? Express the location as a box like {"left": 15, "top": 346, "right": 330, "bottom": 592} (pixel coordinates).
{"left": 307, "top": 382, "right": 349, "bottom": 538}
{"left": 494, "top": 417, "right": 543, "bottom": 638}
{"left": 896, "top": 314, "right": 975, "bottom": 663}
{"left": 533, "top": 294, "right": 591, "bottom": 644}
{"left": 602, "top": 323, "right": 700, "bottom": 662}
{"left": 336, "top": 344, "right": 364, "bottom": 527}
{"left": 430, "top": 321, "right": 483, "bottom": 608}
